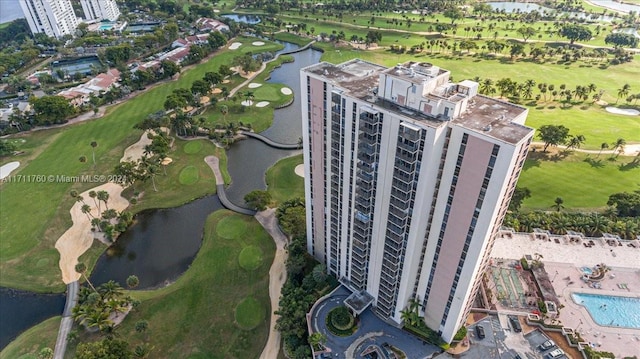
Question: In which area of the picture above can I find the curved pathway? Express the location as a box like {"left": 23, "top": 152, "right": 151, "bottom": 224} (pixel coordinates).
{"left": 239, "top": 131, "right": 300, "bottom": 149}
{"left": 204, "top": 155, "right": 256, "bottom": 215}
{"left": 53, "top": 281, "right": 78, "bottom": 359}
{"left": 254, "top": 208, "right": 289, "bottom": 359}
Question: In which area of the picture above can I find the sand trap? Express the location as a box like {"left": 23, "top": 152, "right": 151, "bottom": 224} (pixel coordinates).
{"left": 255, "top": 101, "right": 270, "bottom": 108}
{"left": 294, "top": 164, "right": 304, "bottom": 178}
{"left": 229, "top": 42, "right": 242, "bottom": 50}
{"left": 213, "top": 9, "right": 220, "bottom": 12}
{"left": 161, "top": 157, "right": 173, "bottom": 165}
{"left": 605, "top": 106, "right": 639, "bottom": 116}
{"left": 222, "top": 79, "right": 230, "bottom": 84}
{"left": 252, "top": 41, "right": 265, "bottom": 46}
{"left": 55, "top": 182, "right": 129, "bottom": 284}
{"left": 231, "top": 66, "right": 258, "bottom": 79}
{"left": 248, "top": 83, "right": 262, "bottom": 88}
{"left": 241, "top": 100, "right": 254, "bottom": 106}
{"left": 200, "top": 96, "right": 210, "bottom": 105}
{"left": 280, "top": 87, "right": 292, "bottom": 95}
{"left": 121, "top": 130, "right": 155, "bottom": 162}
{"left": 0, "top": 161, "right": 20, "bottom": 180}
{"left": 211, "top": 88, "right": 222, "bottom": 94}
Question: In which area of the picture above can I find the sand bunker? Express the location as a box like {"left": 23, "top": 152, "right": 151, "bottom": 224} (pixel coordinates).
{"left": 255, "top": 101, "right": 270, "bottom": 108}
{"left": 0, "top": 161, "right": 20, "bottom": 180}
{"left": 605, "top": 107, "right": 639, "bottom": 116}
{"left": 121, "top": 130, "right": 155, "bottom": 162}
{"left": 280, "top": 87, "right": 292, "bottom": 95}
{"left": 229, "top": 42, "right": 242, "bottom": 50}
{"left": 211, "top": 88, "right": 222, "bottom": 94}
{"left": 200, "top": 96, "right": 210, "bottom": 105}
{"left": 161, "top": 157, "right": 173, "bottom": 165}
{"left": 294, "top": 164, "right": 304, "bottom": 178}
{"left": 241, "top": 100, "right": 254, "bottom": 106}
{"left": 222, "top": 79, "right": 230, "bottom": 84}
{"left": 252, "top": 41, "right": 265, "bottom": 46}
{"left": 248, "top": 83, "right": 262, "bottom": 88}
{"left": 55, "top": 182, "right": 129, "bottom": 284}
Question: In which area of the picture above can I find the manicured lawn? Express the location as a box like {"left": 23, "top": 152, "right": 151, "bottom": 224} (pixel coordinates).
{"left": 178, "top": 165, "right": 200, "bottom": 185}
{"left": 265, "top": 154, "right": 304, "bottom": 205}
{"left": 0, "top": 316, "right": 60, "bottom": 359}
{"left": 238, "top": 246, "right": 264, "bottom": 271}
{"left": 183, "top": 141, "right": 203, "bottom": 154}
{"left": 518, "top": 150, "right": 639, "bottom": 211}
{"left": 0, "top": 36, "right": 281, "bottom": 292}
{"left": 216, "top": 215, "right": 248, "bottom": 239}
{"left": 120, "top": 210, "right": 274, "bottom": 358}
{"left": 234, "top": 296, "right": 266, "bottom": 330}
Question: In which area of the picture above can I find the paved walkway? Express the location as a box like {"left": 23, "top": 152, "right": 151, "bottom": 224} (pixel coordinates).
{"left": 239, "top": 131, "right": 300, "bottom": 149}
{"left": 310, "top": 286, "right": 441, "bottom": 359}
{"left": 254, "top": 208, "right": 289, "bottom": 359}
{"left": 53, "top": 281, "right": 78, "bottom": 359}
{"left": 204, "top": 155, "right": 256, "bottom": 215}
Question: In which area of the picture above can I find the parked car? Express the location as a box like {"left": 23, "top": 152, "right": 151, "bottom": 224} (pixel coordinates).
{"left": 509, "top": 316, "right": 522, "bottom": 332}
{"left": 475, "top": 325, "right": 486, "bottom": 339}
{"left": 547, "top": 348, "right": 565, "bottom": 358}
{"left": 538, "top": 339, "right": 556, "bottom": 351}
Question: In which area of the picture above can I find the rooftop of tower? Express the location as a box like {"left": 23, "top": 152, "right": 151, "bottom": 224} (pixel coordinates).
{"left": 303, "top": 59, "right": 533, "bottom": 145}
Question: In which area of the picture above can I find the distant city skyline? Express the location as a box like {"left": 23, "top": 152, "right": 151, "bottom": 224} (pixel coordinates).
{"left": 0, "top": 0, "right": 24, "bottom": 24}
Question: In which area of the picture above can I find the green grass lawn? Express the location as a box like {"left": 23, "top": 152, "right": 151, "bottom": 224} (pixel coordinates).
{"left": 183, "top": 141, "right": 203, "bottom": 154}
{"left": 120, "top": 210, "right": 274, "bottom": 358}
{"left": 178, "top": 165, "right": 200, "bottom": 185}
{"left": 238, "top": 246, "right": 264, "bottom": 271}
{"left": 265, "top": 154, "right": 304, "bottom": 206}
{"left": 0, "top": 36, "right": 281, "bottom": 292}
{"left": 0, "top": 316, "right": 60, "bottom": 359}
{"left": 234, "top": 296, "right": 266, "bottom": 330}
{"left": 518, "top": 150, "right": 640, "bottom": 211}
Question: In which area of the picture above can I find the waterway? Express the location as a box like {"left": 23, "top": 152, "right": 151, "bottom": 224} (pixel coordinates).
{"left": 0, "top": 41, "right": 322, "bottom": 350}
{"left": 486, "top": 1, "right": 617, "bottom": 21}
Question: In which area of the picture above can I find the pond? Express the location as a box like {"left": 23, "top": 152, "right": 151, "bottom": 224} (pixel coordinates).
{"left": 222, "top": 14, "right": 261, "bottom": 24}
{"left": 589, "top": 0, "right": 640, "bottom": 13}
{"left": 486, "top": 1, "right": 616, "bottom": 21}
{"left": 0, "top": 41, "right": 322, "bottom": 349}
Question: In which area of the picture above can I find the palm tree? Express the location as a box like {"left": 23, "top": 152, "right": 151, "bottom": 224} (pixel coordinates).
{"left": 611, "top": 138, "right": 626, "bottom": 158}
{"left": 135, "top": 320, "right": 149, "bottom": 333}
{"left": 552, "top": 197, "right": 564, "bottom": 212}
{"left": 99, "top": 280, "right": 124, "bottom": 301}
{"left": 90, "top": 141, "right": 98, "bottom": 165}
{"left": 134, "top": 343, "right": 153, "bottom": 358}
{"left": 220, "top": 104, "right": 228, "bottom": 122}
{"left": 126, "top": 275, "right": 140, "bottom": 289}
{"left": 75, "top": 262, "right": 98, "bottom": 293}
{"left": 566, "top": 135, "right": 585, "bottom": 150}
{"left": 480, "top": 79, "right": 495, "bottom": 96}
{"left": 89, "top": 190, "right": 99, "bottom": 211}
{"left": 81, "top": 204, "right": 94, "bottom": 221}
{"left": 79, "top": 156, "right": 87, "bottom": 164}
{"left": 616, "top": 84, "right": 631, "bottom": 104}
{"left": 597, "top": 142, "right": 608, "bottom": 157}
{"left": 97, "top": 190, "right": 110, "bottom": 210}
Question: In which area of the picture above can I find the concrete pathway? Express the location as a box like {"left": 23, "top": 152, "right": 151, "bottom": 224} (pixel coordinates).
{"left": 53, "top": 281, "right": 78, "bottom": 359}
{"left": 204, "top": 155, "right": 256, "bottom": 215}
{"left": 255, "top": 208, "right": 289, "bottom": 359}
{"left": 239, "top": 131, "right": 300, "bottom": 149}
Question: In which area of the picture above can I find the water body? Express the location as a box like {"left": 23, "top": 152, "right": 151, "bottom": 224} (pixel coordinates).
{"left": 589, "top": 0, "right": 640, "bottom": 13}
{"left": 1, "top": 42, "right": 321, "bottom": 349}
{"left": 0, "top": 0, "right": 24, "bottom": 24}
{"left": 222, "top": 14, "right": 261, "bottom": 24}
{"left": 486, "top": 1, "right": 616, "bottom": 21}
{"left": 0, "top": 288, "right": 65, "bottom": 349}
{"left": 90, "top": 195, "right": 224, "bottom": 289}
{"left": 572, "top": 292, "right": 640, "bottom": 329}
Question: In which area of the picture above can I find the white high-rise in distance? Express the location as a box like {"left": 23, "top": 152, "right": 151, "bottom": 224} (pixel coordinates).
{"left": 19, "top": 0, "right": 79, "bottom": 38}
{"left": 80, "top": 0, "right": 121, "bottom": 21}
{"left": 301, "top": 60, "right": 533, "bottom": 342}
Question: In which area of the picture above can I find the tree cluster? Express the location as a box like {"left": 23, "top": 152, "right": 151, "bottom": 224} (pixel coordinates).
{"left": 113, "top": 131, "right": 171, "bottom": 192}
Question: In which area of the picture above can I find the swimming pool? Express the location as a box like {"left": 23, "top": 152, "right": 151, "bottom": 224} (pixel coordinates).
{"left": 572, "top": 293, "right": 640, "bottom": 329}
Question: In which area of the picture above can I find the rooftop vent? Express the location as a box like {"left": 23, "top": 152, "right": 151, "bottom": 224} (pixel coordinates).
{"left": 483, "top": 125, "right": 492, "bottom": 132}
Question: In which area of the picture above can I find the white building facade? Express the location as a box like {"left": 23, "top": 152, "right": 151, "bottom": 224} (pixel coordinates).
{"left": 80, "top": 0, "right": 120, "bottom": 21}
{"left": 19, "top": 0, "right": 78, "bottom": 38}
{"left": 301, "top": 60, "right": 533, "bottom": 342}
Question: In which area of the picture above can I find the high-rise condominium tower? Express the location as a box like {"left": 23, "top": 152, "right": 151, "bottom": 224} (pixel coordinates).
{"left": 80, "top": 0, "right": 120, "bottom": 21}
{"left": 19, "top": 0, "right": 78, "bottom": 38}
{"left": 301, "top": 60, "right": 533, "bottom": 342}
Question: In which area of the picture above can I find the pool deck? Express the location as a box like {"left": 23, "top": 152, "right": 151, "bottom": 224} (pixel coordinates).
{"left": 491, "top": 234, "right": 640, "bottom": 357}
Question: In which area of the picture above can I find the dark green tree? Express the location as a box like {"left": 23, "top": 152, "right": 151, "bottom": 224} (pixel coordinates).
{"left": 537, "top": 124, "right": 570, "bottom": 151}
{"left": 559, "top": 24, "right": 592, "bottom": 44}
{"left": 244, "top": 190, "right": 272, "bottom": 211}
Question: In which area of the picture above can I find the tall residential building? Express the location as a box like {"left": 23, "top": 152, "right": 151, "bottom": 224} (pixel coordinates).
{"left": 301, "top": 60, "right": 533, "bottom": 342}
{"left": 19, "top": 0, "right": 79, "bottom": 38}
{"left": 80, "top": 0, "right": 121, "bottom": 21}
